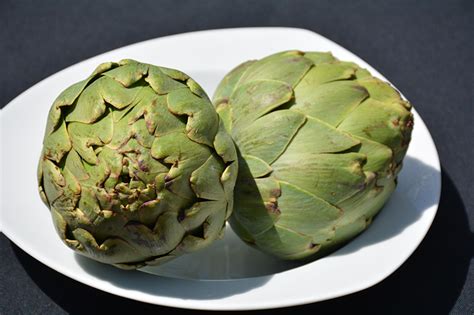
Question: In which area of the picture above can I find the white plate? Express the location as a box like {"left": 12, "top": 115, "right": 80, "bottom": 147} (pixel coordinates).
{"left": 0, "top": 27, "right": 441, "bottom": 310}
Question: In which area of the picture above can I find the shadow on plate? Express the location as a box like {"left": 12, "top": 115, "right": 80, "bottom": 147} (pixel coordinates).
{"left": 73, "top": 253, "right": 271, "bottom": 300}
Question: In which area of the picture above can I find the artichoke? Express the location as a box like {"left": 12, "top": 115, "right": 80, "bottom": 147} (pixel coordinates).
{"left": 38, "top": 59, "right": 237, "bottom": 269}
{"left": 213, "top": 51, "right": 413, "bottom": 260}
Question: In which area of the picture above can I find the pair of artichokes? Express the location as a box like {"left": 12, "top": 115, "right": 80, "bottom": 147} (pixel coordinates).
{"left": 38, "top": 51, "right": 413, "bottom": 269}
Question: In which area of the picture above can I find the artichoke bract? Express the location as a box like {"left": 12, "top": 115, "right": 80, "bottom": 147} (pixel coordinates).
{"left": 213, "top": 51, "right": 413, "bottom": 260}
{"left": 38, "top": 60, "right": 237, "bottom": 269}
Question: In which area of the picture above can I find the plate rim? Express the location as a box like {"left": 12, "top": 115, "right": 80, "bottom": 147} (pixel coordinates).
{"left": 0, "top": 27, "right": 441, "bottom": 310}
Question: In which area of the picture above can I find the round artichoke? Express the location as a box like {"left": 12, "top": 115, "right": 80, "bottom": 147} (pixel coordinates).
{"left": 38, "top": 59, "right": 237, "bottom": 269}
{"left": 213, "top": 51, "right": 413, "bottom": 260}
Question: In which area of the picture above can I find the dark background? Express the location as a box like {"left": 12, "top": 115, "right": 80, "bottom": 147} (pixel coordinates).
{"left": 1, "top": 0, "right": 473, "bottom": 314}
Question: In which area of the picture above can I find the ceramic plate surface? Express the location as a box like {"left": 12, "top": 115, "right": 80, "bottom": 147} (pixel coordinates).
{"left": 0, "top": 27, "right": 441, "bottom": 310}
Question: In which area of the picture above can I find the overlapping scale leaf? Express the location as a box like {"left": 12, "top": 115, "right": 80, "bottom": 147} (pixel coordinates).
{"left": 167, "top": 88, "right": 218, "bottom": 147}
{"left": 213, "top": 60, "right": 256, "bottom": 106}
{"left": 337, "top": 98, "right": 413, "bottom": 163}
{"left": 237, "top": 51, "right": 312, "bottom": 87}
{"left": 292, "top": 80, "right": 369, "bottom": 126}
{"left": 276, "top": 182, "right": 341, "bottom": 243}
{"left": 38, "top": 60, "right": 237, "bottom": 268}
{"left": 233, "top": 176, "right": 281, "bottom": 237}
{"left": 272, "top": 152, "right": 367, "bottom": 205}
{"left": 230, "top": 79, "right": 293, "bottom": 128}
{"left": 233, "top": 110, "right": 306, "bottom": 165}
{"left": 254, "top": 225, "right": 316, "bottom": 259}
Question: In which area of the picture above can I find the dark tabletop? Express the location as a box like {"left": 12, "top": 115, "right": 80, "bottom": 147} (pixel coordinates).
{"left": 1, "top": 0, "right": 473, "bottom": 314}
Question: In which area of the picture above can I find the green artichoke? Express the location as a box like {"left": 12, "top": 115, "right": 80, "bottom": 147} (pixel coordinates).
{"left": 38, "top": 59, "right": 237, "bottom": 269}
{"left": 213, "top": 51, "right": 413, "bottom": 260}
